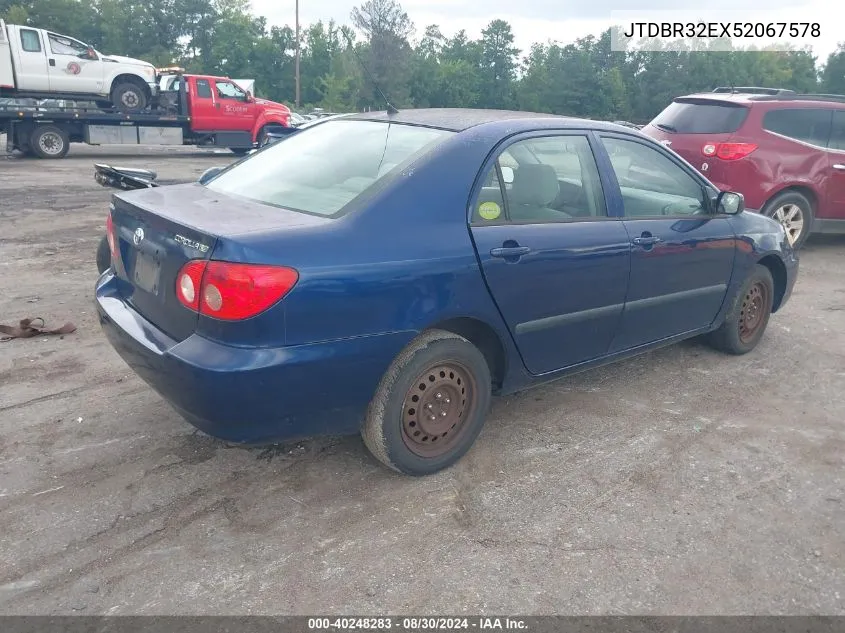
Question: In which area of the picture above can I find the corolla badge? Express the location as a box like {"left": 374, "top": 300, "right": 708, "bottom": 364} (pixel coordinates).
{"left": 133, "top": 227, "right": 145, "bottom": 245}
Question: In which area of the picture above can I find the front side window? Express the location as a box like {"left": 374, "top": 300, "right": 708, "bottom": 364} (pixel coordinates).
{"left": 206, "top": 120, "right": 454, "bottom": 217}
{"left": 48, "top": 32, "right": 88, "bottom": 56}
{"left": 472, "top": 135, "right": 606, "bottom": 224}
{"left": 20, "top": 29, "right": 41, "bottom": 52}
{"left": 601, "top": 137, "right": 708, "bottom": 217}
{"left": 763, "top": 108, "right": 833, "bottom": 147}
{"left": 216, "top": 81, "right": 245, "bottom": 100}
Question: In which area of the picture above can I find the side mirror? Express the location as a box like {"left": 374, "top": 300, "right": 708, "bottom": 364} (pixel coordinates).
{"left": 245, "top": 91, "right": 254, "bottom": 103}
{"left": 716, "top": 190, "right": 744, "bottom": 215}
{"left": 198, "top": 166, "right": 225, "bottom": 184}
{"left": 500, "top": 166, "right": 514, "bottom": 185}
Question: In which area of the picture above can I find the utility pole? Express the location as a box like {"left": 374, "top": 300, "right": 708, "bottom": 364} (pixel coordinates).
{"left": 295, "top": 0, "right": 301, "bottom": 109}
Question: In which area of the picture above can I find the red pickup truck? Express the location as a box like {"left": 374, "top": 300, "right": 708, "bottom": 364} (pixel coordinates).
{"left": 1, "top": 72, "right": 292, "bottom": 158}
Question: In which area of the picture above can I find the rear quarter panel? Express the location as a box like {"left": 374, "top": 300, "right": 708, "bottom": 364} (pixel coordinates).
{"left": 728, "top": 105, "right": 828, "bottom": 212}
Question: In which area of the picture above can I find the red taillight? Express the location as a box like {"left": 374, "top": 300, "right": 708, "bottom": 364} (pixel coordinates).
{"left": 176, "top": 260, "right": 205, "bottom": 311}
{"left": 175, "top": 260, "right": 298, "bottom": 321}
{"left": 106, "top": 212, "right": 116, "bottom": 256}
{"left": 702, "top": 142, "right": 757, "bottom": 161}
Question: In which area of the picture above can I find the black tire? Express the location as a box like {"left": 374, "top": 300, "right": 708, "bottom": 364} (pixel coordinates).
{"left": 362, "top": 329, "right": 492, "bottom": 476}
{"left": 229, "top": 148, "right": 250, "bottom": 156}
{"left": 96, "top": 235, "right": 111, "bottom": 274}
{"left": 111, "top": 81, "right": 148, "bottom": 112}
{"left": 257, "top": 126, "right": 270, "bottom": 147}
{"left": 29, "top": 125, "right": 69, "bottom": 159}
{"left": 707, "top": 264, "right": 774, "bottom": 355}
{"left": 761, "top": 190, "right": 814, "bottom": 249}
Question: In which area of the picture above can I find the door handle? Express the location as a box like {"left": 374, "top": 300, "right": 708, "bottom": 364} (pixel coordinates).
{"left": 48, "top": 58, "right": 55, "bottom": 67}
{"left": 214, "top": 102, "right": 221, "bottom": 109}
{"left": 834, "top": 164, "right": 845, "bottom": 171}
{"left": 632, "top": 236, "right": 663, "bottom": 246}
{"left": 490, "top": 246, "right": 530, "bottom": 258}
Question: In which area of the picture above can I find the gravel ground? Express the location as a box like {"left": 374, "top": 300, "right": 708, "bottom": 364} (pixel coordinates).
{"left": 0, "top": 143, "right": 843, "bottom": 615}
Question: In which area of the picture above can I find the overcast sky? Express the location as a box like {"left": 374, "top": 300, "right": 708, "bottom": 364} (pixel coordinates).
{"left": 251, "top": 0, "right": 842, "bottom": 64}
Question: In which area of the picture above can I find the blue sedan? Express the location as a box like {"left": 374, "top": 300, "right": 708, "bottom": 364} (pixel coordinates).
{"left": 95, "top": 109, "right": 798, "bottom": 475}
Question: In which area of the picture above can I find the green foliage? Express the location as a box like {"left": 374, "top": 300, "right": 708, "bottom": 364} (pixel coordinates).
{"left": 0, "top": 0, "right": 836, "bottom": 118}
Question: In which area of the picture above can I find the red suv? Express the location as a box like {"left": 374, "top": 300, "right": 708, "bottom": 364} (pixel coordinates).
{"left": 642, "top": 88, "right": 845, "bottom": 247}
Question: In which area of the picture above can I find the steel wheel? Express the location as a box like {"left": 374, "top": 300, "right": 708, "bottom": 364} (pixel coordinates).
{"left": 738, "top": 280, "right": 769, "bottom": 344}
{"left": 37, "top": 131, "right": 64, "bottom": 156}
{"left": 401, "top": 361, "right": 478, "bottom": 458}
{"left": 121, "top": 90, "right": 140, "bottom": 109}
{"left": 772, "top": 203, "right": 804, "bottom": 247}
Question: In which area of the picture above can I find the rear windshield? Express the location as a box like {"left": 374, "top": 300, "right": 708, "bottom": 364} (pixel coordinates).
{"left": 651, "top": 100, "right": 749, "bottom": 134}
{"left": 206, "top": 119, "right": 454, "bottom": 217}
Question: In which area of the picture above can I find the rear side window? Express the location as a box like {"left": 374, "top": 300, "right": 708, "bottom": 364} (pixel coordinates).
{"left": 651, "top": 100, "right": 748, "bottom": 134}
{"left": 195, "top": 80, "right": 212, "bottom": 99}
{"left": 763, "top": 108, "right": 833, "bottom": 147}
{"left": 830, "top": 111, "right": 845, "bottom": 151}
{"left": 20, "top": 29, "right": 41, "bottom": 52}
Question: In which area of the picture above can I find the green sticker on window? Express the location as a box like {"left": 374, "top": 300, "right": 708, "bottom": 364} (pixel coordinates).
{"left": 478, "top": 201, "right": 501, "bottom": 220}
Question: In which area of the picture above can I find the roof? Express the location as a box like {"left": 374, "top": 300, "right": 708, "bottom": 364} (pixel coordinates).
{"left": 677, "top": 92, "right": 845, "bottom": 106}
{"left": 345, "top": 108, "right": 634, "bottom": 133}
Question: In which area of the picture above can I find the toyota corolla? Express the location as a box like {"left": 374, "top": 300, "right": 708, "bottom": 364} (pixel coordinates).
{"left": 95, "top": 109, "right": 798, "bottom": 476}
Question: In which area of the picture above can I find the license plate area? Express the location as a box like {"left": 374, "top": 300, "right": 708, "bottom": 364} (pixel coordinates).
{"left": 133, "top": 250, "right": 161, "bottom": 295}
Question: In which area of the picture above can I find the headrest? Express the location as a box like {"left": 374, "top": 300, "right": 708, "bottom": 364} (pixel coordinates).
{"left": 509, "top": 164, "right": 559, "bottom": 206}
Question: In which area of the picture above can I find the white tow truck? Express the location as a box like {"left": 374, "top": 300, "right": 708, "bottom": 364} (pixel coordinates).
{"left": 0, "top": 20, "right": 158, "bottom": 111}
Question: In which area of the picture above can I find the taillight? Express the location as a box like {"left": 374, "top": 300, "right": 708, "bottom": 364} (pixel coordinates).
{"left": 702, "top": 142, "right": 757, "bottom": 160}
{"left": 175, "top": 260, "right": 298, "bottom": 321}
{"left": 106, "top": 211, "right": 119, "bottom": 263}
{"left": 176, "top": 260, "right": 205, "bottom": 311}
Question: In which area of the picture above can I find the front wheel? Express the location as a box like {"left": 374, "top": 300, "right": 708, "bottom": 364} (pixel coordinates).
{"left": 707, "top": 264, "right": 774, "bottom": 355}
{"left": 362, "top": 330, "right": 492, "bottom": 476}
{"left": 111, "top": 81, "right": 148, "bottom": 112}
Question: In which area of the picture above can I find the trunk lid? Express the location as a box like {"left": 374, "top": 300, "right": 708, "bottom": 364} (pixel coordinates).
{"left": 109, "top": 183, "right": 330, "bottom": 342}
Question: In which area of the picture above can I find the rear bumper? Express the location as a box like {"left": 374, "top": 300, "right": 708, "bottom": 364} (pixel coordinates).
{"left": 95, "top": 273, "right": 411, "bottom": 444}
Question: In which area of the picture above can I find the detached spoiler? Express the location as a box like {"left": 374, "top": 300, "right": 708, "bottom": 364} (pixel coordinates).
{"left": 93, "top": 163, "right": 159, "bottom": 190}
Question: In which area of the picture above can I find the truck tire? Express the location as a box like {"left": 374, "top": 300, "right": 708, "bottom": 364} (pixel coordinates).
{"left": 29, "top": 125, "right": 70, "bottom": 159}
{"left": 229, "top": 148, "right": 250, "bottom": 156}
{"left": 111, "top": 81, "right": 148, "bottom": 112}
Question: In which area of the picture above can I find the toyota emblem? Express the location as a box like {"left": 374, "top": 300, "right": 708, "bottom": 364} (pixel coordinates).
{"left": 133, "top": 227, "right": 145, "bottom": 245}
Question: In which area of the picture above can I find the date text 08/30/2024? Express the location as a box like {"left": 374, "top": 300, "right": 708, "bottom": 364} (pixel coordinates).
{"left": 307, "top": 617, "right": 529, "bottom": 631}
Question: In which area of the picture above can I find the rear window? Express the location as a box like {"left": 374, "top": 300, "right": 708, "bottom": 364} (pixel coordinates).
{"left": 763, "top": 108, "right": 833, "bottom": 146}
{"left": 206, "top": 120, "right": 454, "bottom": 217}
{"left": 651, "top": 100, "right": 748, "bottom": 134}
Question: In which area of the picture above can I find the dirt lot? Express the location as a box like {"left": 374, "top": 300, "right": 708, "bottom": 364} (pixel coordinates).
{"left": 0, "top": 143, "right": 843, "bottom": 615}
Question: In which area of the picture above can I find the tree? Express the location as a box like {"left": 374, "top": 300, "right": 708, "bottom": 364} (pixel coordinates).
{"left": 821, "top": 44, "right": 845, "bottom": 95}
{"left": 479, "top": 19, "right": 519, "bottom": 109}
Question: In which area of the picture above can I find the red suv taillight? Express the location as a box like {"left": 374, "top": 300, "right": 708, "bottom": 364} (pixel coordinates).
{"left": 175, "top": 260, "right": 299, "bottom": 321}
{"left": 702, "top": 142, "right": 758, "bottom": 160}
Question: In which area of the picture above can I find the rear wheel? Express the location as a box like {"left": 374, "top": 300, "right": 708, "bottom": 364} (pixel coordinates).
{"left": 762, "top": 191, "right": 814, "bottom": 249}
{"left": 96, "top": 235, "right": 111, "bottom": 274}
{"left": 29, "top": 125, "right": 69, "bottom": 159}
{"left": 111, "top": 81, "right": 148, "bottom": 112}
{"left": 362, "top": 330, "right": 492, "bottom": 476}
{"left": 707, "top": 264, "right": 774, "bottom": 355}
